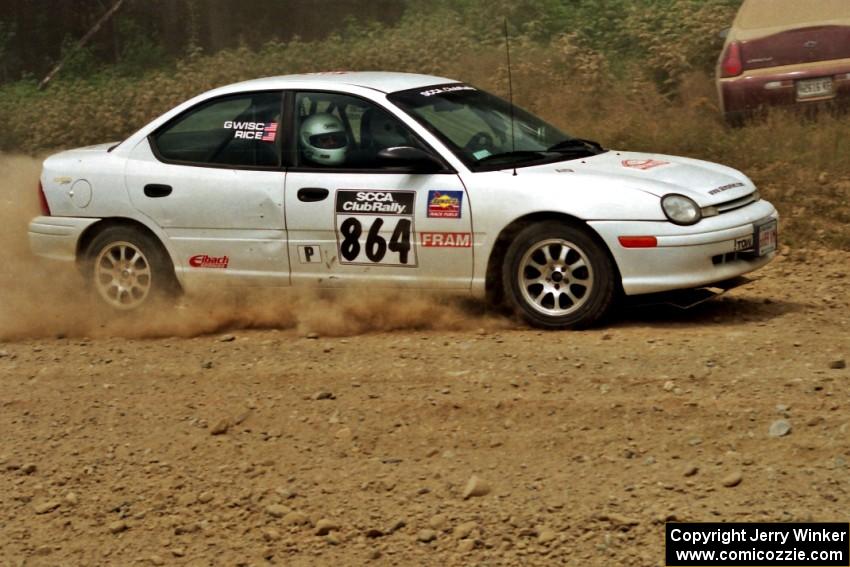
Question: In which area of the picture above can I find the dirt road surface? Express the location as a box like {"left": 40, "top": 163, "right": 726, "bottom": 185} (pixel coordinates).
{"left": 1, "top": 245, "right": 848, "bottom": 566}
{"left": 1, "top": 155, "right": 849, "bottom": 565}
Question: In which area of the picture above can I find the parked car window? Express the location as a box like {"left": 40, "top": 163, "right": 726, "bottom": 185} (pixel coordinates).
{"left": 153, "top": 92, "right": 282, "bottom": 167}
{"left": 294, "top": 91, "right": 422, "bottom": 169}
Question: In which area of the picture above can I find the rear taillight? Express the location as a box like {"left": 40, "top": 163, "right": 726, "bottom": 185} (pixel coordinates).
{"left": 38, "top": 181, "right": 52, "bottom": 216}
{"left": 720, "top": 41, "right": 743, "bottom": 78}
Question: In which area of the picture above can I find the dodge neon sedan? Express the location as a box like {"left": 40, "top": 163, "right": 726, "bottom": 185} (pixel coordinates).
{"left": 29, "top": 72, "right": 778, "bottom": 329}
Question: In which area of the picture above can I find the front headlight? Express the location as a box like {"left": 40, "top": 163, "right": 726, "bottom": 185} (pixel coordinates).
{"left": 661, "top": 194, "right": 701, "bottom": 225}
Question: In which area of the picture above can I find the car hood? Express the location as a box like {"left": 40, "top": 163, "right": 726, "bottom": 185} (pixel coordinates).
{"left": 523, "top": 150, "right": 756, "bottom": 207}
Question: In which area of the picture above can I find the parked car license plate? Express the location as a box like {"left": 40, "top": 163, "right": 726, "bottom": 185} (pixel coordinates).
{"left": 796, "top": 76, "right": 834, "bottom": 100}
{"left": 755, "top": 219, "right": 777, "bottom": 256}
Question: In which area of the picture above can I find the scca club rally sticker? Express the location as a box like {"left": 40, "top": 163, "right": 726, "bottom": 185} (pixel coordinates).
{"left": 427, "top": 190, "right": 463, "bottom": 218}
{"left": 335, "top": 190, "right": 417, "bottom": 267}
{"left": 223, "top": 121, "right": 278, "bottom": 142}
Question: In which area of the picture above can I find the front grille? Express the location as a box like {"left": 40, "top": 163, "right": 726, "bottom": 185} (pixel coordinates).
{"left": 714, "top": 191, "right": 760, "bottom": 213}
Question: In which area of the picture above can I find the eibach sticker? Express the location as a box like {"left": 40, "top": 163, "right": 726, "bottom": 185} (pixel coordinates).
{"left": 189, "top": 254, "right": 229, "bottom": 269}
{"left": 427, "top": 190, "right": 463, "bottom": 219}
{"left": 622, "top": 159, "right": 669, "bottom": 170}
{"left": 419, "top": 232, "right": 471, "bottom": 248}
{"left": 223, "top": 121, "right": 278, "bottom": 142}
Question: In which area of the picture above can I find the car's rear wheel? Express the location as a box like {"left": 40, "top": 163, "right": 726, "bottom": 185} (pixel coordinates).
{"left": 85, "top": 226, "right": 177, "bottom": 311}
{"left": 502, "top": 221, "right": 617, "bottom": 329}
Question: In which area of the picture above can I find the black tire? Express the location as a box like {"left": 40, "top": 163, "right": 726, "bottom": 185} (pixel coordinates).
{"left": 84, "top": 226, "right": 178, "bottom": 311}
{"left": 502, "top": 221, "right": 617, "bottom": 329}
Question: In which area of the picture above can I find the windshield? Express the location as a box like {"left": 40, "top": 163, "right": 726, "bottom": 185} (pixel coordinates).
{"left": 388, "top": 84, "right": 604, "bottom": 171}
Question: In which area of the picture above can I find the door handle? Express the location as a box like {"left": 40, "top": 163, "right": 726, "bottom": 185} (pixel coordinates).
{"left": 297, "top": 187, "right": 329, "bottom": 202}
{"left": 144, "top": 184, "right": 172, "bottom": 198}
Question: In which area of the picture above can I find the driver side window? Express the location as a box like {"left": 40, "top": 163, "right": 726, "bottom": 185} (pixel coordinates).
{"left": 294, "top": 91, "right": 422, "bottom": 169}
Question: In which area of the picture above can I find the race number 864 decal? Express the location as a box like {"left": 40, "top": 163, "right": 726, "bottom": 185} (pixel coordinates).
{"left": 335, "top": 190, "right": 417, "bottom": 267}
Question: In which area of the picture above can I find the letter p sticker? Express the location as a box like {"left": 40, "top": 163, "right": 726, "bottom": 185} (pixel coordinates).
{"left": 298, "top": 245, "right": 321, "bottom": 264}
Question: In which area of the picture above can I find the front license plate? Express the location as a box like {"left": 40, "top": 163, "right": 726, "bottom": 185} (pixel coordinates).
{"left": 796, "top": 76, "right": 834, "bottom": 100}
{"left": 755, "top": 219, "right": 777, "bottom": 256}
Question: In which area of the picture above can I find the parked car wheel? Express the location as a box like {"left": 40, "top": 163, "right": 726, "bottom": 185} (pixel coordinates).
{"left": 85, "top": 226, "right": 177, "bottom": 310}
{"left": 502, "top": 221, "right": 617, "bottom": 329}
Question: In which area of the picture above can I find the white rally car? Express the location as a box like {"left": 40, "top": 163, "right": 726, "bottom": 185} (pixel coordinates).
{"left": 29, "top": 72, "right": 778, "bottom": 329}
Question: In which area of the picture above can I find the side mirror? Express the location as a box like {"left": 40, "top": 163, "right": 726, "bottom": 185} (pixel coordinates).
{"left": 377, "top": 146, "right": 443, "bottom": 172}
{"left": 718, "top": 28, "right": 730, "bottom": 40}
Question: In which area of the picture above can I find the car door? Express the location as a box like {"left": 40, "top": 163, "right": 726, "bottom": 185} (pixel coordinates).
{"left": 125, "top": 91, "right": 289, "bottom": 285}
{"left": 284, "top": 90, "right": 473, "bottom": 289}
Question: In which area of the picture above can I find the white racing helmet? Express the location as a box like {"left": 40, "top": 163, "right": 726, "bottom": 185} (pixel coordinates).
{"left": 300, "top": 113, "right": 348, "bottom": 166}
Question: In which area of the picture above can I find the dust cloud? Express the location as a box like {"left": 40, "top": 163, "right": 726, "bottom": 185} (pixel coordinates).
{"left": 0, "top": 154, "right": 506, "bottom": 340}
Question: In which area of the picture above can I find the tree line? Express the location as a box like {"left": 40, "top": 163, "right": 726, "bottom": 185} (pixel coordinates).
{"left": 0, "top": 0, "right": 405, "bottom": 83}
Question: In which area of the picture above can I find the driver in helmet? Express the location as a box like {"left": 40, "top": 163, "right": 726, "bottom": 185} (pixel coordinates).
{"left": 299, "top": 113, "right": 349, "bottom": 166}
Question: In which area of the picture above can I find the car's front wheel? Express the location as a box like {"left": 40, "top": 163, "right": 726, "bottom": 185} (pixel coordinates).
{"left": 85, "top": 226, "right": 177, "bottom": 311}
{"left": 502, "top": 221, "right": 617, "bottom": 329}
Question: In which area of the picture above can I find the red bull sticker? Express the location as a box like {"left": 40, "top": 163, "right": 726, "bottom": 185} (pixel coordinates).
{"left": 427, "top": 190, "right": 463, "bottom": 219}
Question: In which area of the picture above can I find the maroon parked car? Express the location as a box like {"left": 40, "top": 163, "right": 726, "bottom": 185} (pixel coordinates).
{"left": 716, "top": 0, "right": 850, "bottom": 122}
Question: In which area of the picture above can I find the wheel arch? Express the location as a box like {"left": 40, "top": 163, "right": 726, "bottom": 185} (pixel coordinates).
{"left": 75, "top": 217, "right": 182, "bottom": 290}
{"left": 484, "top": 211, "right": 623, "bottom": 304}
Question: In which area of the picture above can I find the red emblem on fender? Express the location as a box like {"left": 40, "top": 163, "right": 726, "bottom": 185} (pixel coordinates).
{"left": 189, "top": 254, "right": 229, "bottom": 269}
{"left": 622, "top": 159, "right": 669, "bottom": 170}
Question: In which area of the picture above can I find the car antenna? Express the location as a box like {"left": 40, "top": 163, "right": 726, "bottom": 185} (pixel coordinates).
{"left": 504, "top": 17, "right": 517, "bottom": 176}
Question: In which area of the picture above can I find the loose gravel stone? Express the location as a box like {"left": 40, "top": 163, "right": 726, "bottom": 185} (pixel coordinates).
{"left": 417, "top": 529, "right": 437, "bottom": 543}
{"left": 283, "top": 511, "right": 310, "bottom": 526}
{"left": 462, "top": 475, "right": 490, "bottom": 499}
{"left": 210, "top": 419, "right": 230, "bottom": 435}
{"left": 265, "top": 504, "right": 289, "bottom": 518}
{"left": 829, "top": 359, "right": 846, "bottom": 370}
{"left": 538, "top": 528, "right": 557, "bottom": 544}
{"left": 33, "top": 500, "right": 60, "bottom": 514}
{"left": 315, "top": 519, "right": 339, "bottom": 536}
{"left": 108, "top": 520, "right": 129, "bottom": 534}
{"left": 768, "top": 419, "right": 792, "bottom": 438}
{"left": 454, "top": 521, "right": 478, "bottom": 539}
{"left": 721, "top": 471, "right": 743, "bottom": 488}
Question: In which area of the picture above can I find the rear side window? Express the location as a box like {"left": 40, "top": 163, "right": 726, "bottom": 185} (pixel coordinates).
{"left": 152, "top": 92, "right": 282, "bottom": 167}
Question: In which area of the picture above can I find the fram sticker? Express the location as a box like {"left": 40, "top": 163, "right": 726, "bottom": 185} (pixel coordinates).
{"left": 622, "top": 159, "right": 669, "bottom": 170}
{"left": 427, "top": 190, "right": 463, "bottom": 219}
{"left": 419, "top": 232, "right": 471, "bottom": 248}
{"left": 297, "top": 245, "right": 321, "bottom": 264}
{"left": 223, "top": 120, "right": 278, "bottom": 142}
{"left": 189, "top": 254, "right": 229, "bottom": 269}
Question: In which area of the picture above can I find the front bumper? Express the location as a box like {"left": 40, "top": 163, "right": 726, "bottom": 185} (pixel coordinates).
{"left": 28, "top": 216, "right": 100, "bottom": 262}
{"left": 718, "top": 58, "right": 850, "bottom": 115}
{"left": 590, "top": 200, "right": 778, "bottom": 296}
